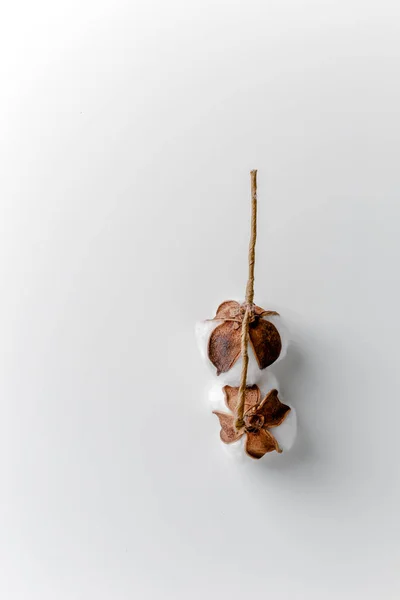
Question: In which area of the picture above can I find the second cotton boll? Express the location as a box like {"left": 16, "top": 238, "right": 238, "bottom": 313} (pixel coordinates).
{"left": 206, "top": 378, "right": 297, "bottom": 460}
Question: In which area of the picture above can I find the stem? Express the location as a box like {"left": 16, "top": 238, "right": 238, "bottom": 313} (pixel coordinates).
{"left": 235, "top": 170, "right": 257, "bottom": 430}
{"left": 246, "top": 170, "right": 258, "bottom": 304}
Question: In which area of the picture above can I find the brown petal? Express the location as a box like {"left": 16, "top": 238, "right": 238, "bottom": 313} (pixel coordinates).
{"left": 213, "top": 411, "right": 244, "bottom": 444}
{"left": 254, "top": 305, "right": 279, "bottom": 318}
{"left": 214, "top": 300, "right": 241, "bottom": 320}
{"left": 257, "top": 389, "right": 291, "bottom": 428}
{"left": 245, "top": 429, "right": 281, "bottom": 459}
{"left": 249, "top": 318, "right": 282, "bottom": 370}
{"left": 223, "top": 384, "right": 261, "bottom": 413}
{"left": 258, "top": 310, "right": 280, "bottom": 318}
{"left": 208, "top": 321, "right": 241, "bottom": 375}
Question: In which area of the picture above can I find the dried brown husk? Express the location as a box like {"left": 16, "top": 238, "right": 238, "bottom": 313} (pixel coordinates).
{"left": 207, "top": 300, "right": 282, "bottom": 375}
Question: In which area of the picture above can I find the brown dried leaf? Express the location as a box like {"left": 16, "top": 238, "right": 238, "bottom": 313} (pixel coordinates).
{"left": 208, "top": 320, "right": 241, "bottom": 375}
{"left": 258, "top": 310, "right": 280, "bottom": 318}
{"left": 249, "top": 318, "right": 282, "bottom": 370}
{"left": 245, "top": 429, "right": 280, "bottom": 459}
{"left": 214, "top": 300, "right": 241, "bottom": 320}
{"left": 258, "top": 389, "right": 291, "bottom": 428}
{"left": 213, "top": 411, "right": 244, "bottom": 444}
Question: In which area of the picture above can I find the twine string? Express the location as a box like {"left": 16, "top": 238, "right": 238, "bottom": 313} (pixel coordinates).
{"left": 235, "top": 170, "right": 258, "bottom": 430}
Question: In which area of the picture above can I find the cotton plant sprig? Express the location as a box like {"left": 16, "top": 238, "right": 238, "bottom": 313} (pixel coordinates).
{"left": 198, "top": 170, "right": 294, "bottom": 459}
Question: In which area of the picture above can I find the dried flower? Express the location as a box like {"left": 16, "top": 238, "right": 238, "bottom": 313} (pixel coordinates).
{"left": 213, "top": 385, "right": 290, "bottom": 459}
{"left": 208, "top": 300, "right": 282, "bottom": 375}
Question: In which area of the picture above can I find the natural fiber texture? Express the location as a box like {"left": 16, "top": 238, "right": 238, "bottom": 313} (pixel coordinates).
{"left": 235, "top": 170, "right": 258, "bottom": 430}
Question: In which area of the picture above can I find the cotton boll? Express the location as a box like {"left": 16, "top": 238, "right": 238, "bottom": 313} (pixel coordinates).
{"left": 207, "top": 381, "right": 297, "bottom": 459}
{"left": 195, "top": 310, "right": 289, "bottom": 386}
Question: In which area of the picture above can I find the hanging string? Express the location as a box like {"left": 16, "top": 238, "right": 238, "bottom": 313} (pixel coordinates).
{"left": 235, "top": 170, "right": 258, "bottom": 430}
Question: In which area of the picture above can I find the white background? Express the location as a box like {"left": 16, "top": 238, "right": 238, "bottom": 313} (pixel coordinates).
{"left": 1, "top": 1, "right": 399, "bottom": 598}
